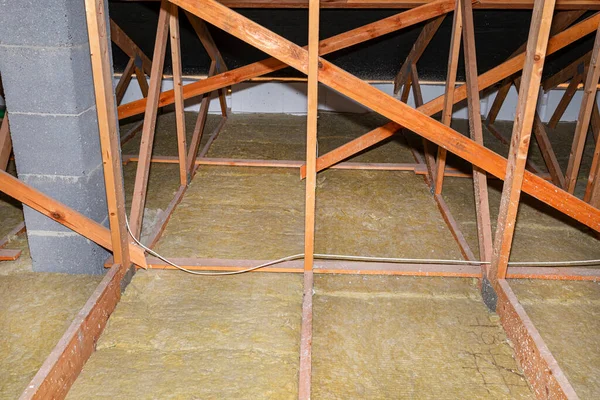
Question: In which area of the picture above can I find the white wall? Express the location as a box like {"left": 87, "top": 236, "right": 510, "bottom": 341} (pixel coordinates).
{"left": 116, "top": 76, "right": 599, "bottom": 123}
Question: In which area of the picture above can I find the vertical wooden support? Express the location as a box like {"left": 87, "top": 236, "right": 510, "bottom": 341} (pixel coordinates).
{"left": 434, "top": 0, "right": 462, "bottom": 195}
{"left": 303, "top": 0, "right": 319, "bottom": 276}
{"left": 0, "top": 114, "right": 12, "bottom": 172}
{"left": 299, "top": 0, "right": 319, "bottom": 397}
{"left": 564, "top": 25, "right": 600, "bottom": 194}
{"left": 461, "top": 0, "right": 493, "bottom": 262}
{"left": 169, "top": 4, "right": 189, "bottom": 186}
{"left": 489, "top": 0, "right": 556, "bottom": 282}
{"left": 85, "top": 0, "right": 131, "bottom": 270}
{"left": 129, "top": 0, "right": 170, "bottom": 238}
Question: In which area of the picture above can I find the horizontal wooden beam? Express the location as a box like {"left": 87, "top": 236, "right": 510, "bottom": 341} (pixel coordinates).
{"left": 115, "top": 0, "right": 600, "bottom": 10}
{"left": 0, "top": 170, "right": 147, "bottom": 268}
{"left": 117, "top": 0, "right": 457, "bottom": 119}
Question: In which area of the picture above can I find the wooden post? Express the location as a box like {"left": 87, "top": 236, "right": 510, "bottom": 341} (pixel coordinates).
{"left": 564, "top": 25, "right": 600, "bottom": 193}
{"left": 460, "top": 0, "right": 493, "bottom": 262}
{"left": 169, "top": 4, "right": 189, "bottom": 186}
{"left": 85, "top": 0, "right": 131, "bottom": 271}
{"left": 299, "top": 0, "right": 319, "bottom": 398}
{"left": 488, "top": 0, "right": 557, "bottom": 282}
{"left": 128, "top": 0, "right": 170, "bottom": 238}
{"left": 434, "top": 0, "right": 462, "bottom": 195}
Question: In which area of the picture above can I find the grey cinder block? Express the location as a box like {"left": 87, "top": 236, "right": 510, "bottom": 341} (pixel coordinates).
{"left": 0, "top": 44, "right": 95, "bottom": 115}
{"left": 8, "top": 108, "right": 103, "bottom": 176}
{"left": 0, "top": 0, "right": 89, "bottom": 47}
{"left": 27, "top": 233, "right": 110, "bottom": 275}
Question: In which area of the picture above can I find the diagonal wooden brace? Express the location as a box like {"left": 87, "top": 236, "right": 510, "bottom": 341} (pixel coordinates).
{"left": 0, "top": 170, "right": 147, "bottom": 268}
{"left": 301, "top": 12, "right": 600, "bottom": 178}
{"left": 117, "top": 0, "right": 458, "bottom": 120}
{"left": 171, "top": 0, "right": 600, "bottom": 234}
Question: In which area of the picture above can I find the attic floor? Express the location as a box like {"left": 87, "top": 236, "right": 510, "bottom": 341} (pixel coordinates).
{"left": 1, "top": 111, "right": 599, "bottom": 398}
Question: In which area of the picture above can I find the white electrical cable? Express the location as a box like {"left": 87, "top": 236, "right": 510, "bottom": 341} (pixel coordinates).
{"left": 126, "top": 219, "right": 600, "bottom": 275}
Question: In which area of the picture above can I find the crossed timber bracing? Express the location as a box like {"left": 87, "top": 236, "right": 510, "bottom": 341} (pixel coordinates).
{"left": 0, "top": 0, "right": 597, "bottom": 398}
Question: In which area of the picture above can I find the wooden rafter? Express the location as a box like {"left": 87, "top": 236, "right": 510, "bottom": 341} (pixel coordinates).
{"left": 495, "top": 280, "right": 578, "bottom": 399}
